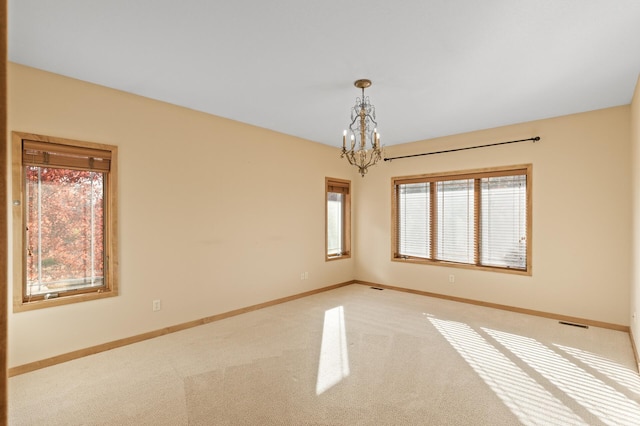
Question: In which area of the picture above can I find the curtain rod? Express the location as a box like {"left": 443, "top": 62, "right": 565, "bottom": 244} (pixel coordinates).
{"left": 383, "top": 136, "right": 540, "bottom": 162}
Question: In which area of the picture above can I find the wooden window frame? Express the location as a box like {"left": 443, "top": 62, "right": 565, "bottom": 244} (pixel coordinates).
{"left": 325, "top": 177, "right": 351, "bottom": 261}
{"left": 391, "top": 164, "right": 532, "bottom": 275}
{"left": 12, "top": 132, "right": 119, "bottom": 312}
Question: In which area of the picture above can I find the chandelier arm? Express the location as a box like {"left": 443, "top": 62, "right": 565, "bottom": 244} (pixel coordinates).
{"left": 348, "top": 114, "right": 360, "bottom": 131}
{"left": 363, "top": 152, "right": 377, "bottom": 168}
{"left": 350, "top": 112, "right": 377, "bottom": 127}
{"left": 344, "top": 151, "right": 357, "bottom": 166}
{"left": 367, "top": 116, "right": 378, "bottom": 127}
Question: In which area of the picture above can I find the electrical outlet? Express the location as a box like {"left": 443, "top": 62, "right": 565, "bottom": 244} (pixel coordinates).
{"left": 304, "top": 272, "right": 309, "bottom": 280}
{"left": 448, "top": 274, "right": 455, "bottom": 283}
{"left": 152, "top": 299, "right": 161, "bottom": 312}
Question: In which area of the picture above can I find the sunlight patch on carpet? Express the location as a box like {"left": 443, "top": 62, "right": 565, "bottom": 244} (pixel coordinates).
{"left": 428, "top": 315, "right": 586, "bottom": 426}
{"left": 485, "top": 328, "right": 640, "bottom": 426}
{"left": 316, "top": 305, "right": 350, "bottom": 395}
{"left": 555, "top": 344, "right": 640, "bottom": 397}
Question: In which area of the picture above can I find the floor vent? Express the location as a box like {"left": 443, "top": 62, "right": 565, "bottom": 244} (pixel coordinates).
{"left": 370, "top": 287, "right": 384, "bottom": 291}
{"left": 559, "top": 321, "right": 589, "bottom": 329}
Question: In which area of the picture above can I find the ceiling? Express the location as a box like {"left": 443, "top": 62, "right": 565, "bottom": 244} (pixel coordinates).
{"left": 8, "top": 0, "right": 640, "bottom": 146}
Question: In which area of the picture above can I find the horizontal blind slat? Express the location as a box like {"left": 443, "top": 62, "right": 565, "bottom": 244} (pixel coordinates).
{"left": 23, "top": 140, "right": 112, "bottom": 171}
{"left": 23, "top": 152, "right": 110, "bottom": 172}
{"left": 24, "top": 140, "right": 112, "bottom": 159}
{"left": 327, "top": 178, "right": 350, "bottom": 194}
{"left": 394, "top": 168, "right": 527, "bottom": 186}
{"left": 328, "top": 185, "right": 349, "bottom": 194}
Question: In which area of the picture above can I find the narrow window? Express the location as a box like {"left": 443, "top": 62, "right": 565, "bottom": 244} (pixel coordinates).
{"left": 396, "top": 182, "right": 430, "bottom": 259}
{"left": 436, "top": 179, "right": 475, "bottom": 264}
{"left": 12, "top": 132, "right": 118, "bottom": 311}
{"left": 326, "top": 177, "right": 351, "bottom": 260}
{"left": 392, "top": 165, "right": 531, "bottom": 275}
{"left": 480, "top": 174, "right": 527, "bottom": 269}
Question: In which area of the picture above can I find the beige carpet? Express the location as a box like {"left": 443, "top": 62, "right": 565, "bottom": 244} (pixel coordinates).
{"left": 9, "top": 284, "right": 640, "bottom": 425}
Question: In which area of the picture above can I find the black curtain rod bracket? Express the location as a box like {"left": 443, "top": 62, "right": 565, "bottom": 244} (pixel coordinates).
{"left": 383, "top": 136, "right": 540, "bottom": 162}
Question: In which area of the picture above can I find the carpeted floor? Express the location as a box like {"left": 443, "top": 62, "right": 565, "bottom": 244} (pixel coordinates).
{"left": 8, "top": 284, "right": 640, "bottom": 425}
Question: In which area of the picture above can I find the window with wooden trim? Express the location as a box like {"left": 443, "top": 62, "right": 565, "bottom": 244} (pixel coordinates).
{"left": 12, "top": 132, "right": 118, "bottom": 311}
{"left": 392, "top": 165, "right": 531, "bottom": 274}
{"left": 326, "top": 177, "right": 351, "bottom": 260}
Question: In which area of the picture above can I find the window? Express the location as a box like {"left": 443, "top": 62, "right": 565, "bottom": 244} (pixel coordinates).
{"left": 392, "top": 165, "right": 531, "bottom": 274}
{"left": 12, "top": 132, "right": 118, "bottom": 311}
{"left": 326, "top": 177, "right": 351, "bottom": 260}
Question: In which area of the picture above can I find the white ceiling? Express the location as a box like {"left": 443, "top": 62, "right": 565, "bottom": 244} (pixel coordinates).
{"left": 8, "top": 0, "right": 640, "bottom": 146}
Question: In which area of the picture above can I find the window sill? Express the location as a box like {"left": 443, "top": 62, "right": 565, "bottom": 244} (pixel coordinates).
{"left": 13, "top": 289, "right": 118, "bottom": 313}
{"left": 392, "top": 256, "right": 531, "bottom": 276}
{"left": 326, "top": 253, "right": 352, "bottom": 262}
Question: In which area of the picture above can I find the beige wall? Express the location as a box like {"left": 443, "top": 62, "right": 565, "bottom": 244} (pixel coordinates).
{"left": 7, "top": 62, "right": 635, "bottom": 368}
{"left": 355, "top": 105, "right": 632, "bottom": 326}
{"left": 7, "top": 63, "right": 357, "bottom": 367}
{"left": 631, "top": 73, "right": 640, "bottom": 358}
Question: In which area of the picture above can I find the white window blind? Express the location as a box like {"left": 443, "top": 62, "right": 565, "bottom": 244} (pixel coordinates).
{"left": 480, "top": 175, "right": 527, "bottom": 269}
{"left": 436, "top": 179, "right": 475, "bottom": 264}
{"left": 327, "top": 192, "right": 344, "bottom": 256}
{"left": 397, "top": 182, "right": 430, "bottom": 258}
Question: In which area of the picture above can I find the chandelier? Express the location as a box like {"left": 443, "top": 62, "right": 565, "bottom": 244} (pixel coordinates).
{"left": 341, "top": 79, "right": 383, "bottom": 177}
